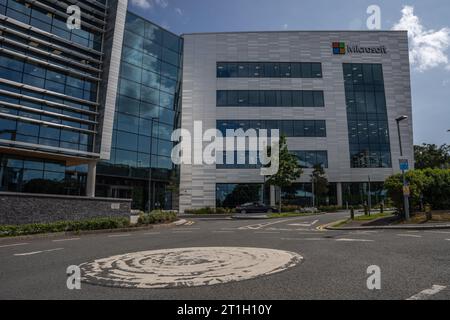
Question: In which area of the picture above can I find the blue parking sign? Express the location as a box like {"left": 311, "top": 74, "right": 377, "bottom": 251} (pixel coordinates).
{"left": 399, "top": 159, "right": 409, "bottom": 171}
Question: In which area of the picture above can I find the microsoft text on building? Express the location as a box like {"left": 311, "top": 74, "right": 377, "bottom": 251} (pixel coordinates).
{"left": 333, "top": 42, "right": 387, "bottom": 55}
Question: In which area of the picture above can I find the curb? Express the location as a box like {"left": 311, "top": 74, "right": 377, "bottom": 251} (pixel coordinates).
{"left": 0, "top": 219, "right": 189, "bottom": 242}
{"left": 323, "top": 220, "right": 450, "bottom": 231}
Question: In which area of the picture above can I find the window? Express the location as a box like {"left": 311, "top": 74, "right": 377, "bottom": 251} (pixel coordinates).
{"left": 343, "top": 63, "right": 391, "bottom": 168}
{"left": 216, "top": 120, "right": 326, "bottom": 137}
{"left": 216, "top": 62, "right": 322, "bottom": 78}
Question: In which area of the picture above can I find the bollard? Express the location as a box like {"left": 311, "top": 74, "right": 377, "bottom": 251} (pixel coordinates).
{"left": 350, "top": 206, "right": 355, "bottom": 220}
{"left": 380, "top": 203, "right": 384, "bottom": 214}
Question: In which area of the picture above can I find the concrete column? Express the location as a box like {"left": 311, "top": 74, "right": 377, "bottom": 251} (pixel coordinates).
{"left": 270, "top": 185, "right": 276, "bottom": 206}
{"left": 86, "top": 161, "right": 97, "bottom": 198}
{"left": 337, "top": 182, "right": 343, "bottom": 207}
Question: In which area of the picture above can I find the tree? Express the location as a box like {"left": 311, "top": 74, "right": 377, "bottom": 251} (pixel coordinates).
{"left": 265, "top": 135, "right": 303, "bottom": 213}
{"left": 312, "top": 164, "right": 329, "bottom": 206}
{"left": 414, "top": 143, "right": 450, "bottom": 169}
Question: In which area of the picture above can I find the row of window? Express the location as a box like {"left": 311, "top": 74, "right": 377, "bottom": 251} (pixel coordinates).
{"left": 1, "top": 0, "right": 103, "bottom": 50}
{"left": 0, "top": 82, "right": 97, "bottom": 114}
{"left": 216, "top": 150, "right": 328, "bottom": 169}
{"left": 217, "top": 62, "right": 322, "bottom": 78}
{"left": 217, "top": 90, "right": 324, "bottom": 107}
{"left": 0, "top": 55, "right": 97, "bottom": 102}
{"left": 216, "top": 120, "right": 327, "bottom": 137}
{"left": 0, "top": 117, "right": 93, "bottom": 152}
{"left": 343, "top": 63, "right": 384, "bottom": 85}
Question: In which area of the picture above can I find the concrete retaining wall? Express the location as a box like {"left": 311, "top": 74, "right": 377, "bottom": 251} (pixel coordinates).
{"left": 0, "top": 192, "right": 132, "bottom": 225}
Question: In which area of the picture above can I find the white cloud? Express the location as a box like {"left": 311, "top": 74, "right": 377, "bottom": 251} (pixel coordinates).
{"left": 131, "top": 0, "right": 152, "bottom": 9}
{"left": 175, "top": 7, "right": 183, "bottom": 16}
{"left": 392, "top": 6, "right": 450, "bottom": 72}
{"left": 131, "top": 0, "right": 169, "bottom": 10}
{"left": 155, "top": 0, "right": 168, "bottom": 8}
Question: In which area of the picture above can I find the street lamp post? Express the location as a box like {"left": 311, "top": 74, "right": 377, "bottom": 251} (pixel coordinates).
{"left": 396, "top": 115, "right": 409, "bottom": 220}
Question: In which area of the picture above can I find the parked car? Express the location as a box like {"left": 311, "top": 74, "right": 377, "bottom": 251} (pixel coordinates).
{"left": 236, "top": 202, "right": 277, "bottom": 214}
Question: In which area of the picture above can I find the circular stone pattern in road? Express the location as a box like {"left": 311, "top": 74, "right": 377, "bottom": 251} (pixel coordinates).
{"left": 79, "top": 247, "right": 302, "bottom": 289}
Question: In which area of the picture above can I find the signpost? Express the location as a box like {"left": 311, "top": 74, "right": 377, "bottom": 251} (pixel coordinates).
{"left": 399, "top": 159, "right": 410, "bottom": 220}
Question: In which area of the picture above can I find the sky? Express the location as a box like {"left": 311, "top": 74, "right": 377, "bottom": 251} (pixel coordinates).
{"left": 128, "top": 0, "right": 450, "bottom": 146}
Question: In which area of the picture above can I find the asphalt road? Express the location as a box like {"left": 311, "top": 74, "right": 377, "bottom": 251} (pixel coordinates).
{"left": 0, "top": 211, "right": 449, "bottom": 300}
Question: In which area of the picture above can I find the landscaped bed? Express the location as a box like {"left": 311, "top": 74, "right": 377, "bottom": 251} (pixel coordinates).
{"left": 0, "top": 211, "right": 178, "bottom": 238}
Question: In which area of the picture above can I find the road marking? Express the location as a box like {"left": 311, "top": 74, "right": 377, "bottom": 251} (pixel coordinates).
{"left": 107, "top": 234, "right": 132, "bottom": 238}
{"left": 281, "top": 237, "right": 327, "bottom": 241}
{"left": 335, "top": 238, "right": 374, "bottom": 242}
{"left": 143, "top": 232, "right": 161, "bottom": 235}
{"left": 14, "top": 248, "right": 63, "bottom": 256}
{"left": 396, "top": 234, "right": 422, "bottom": 238}
{"left": 52, "top": 238, "right": 80, "bottom": 242}
{"left": 0, "top": 243, "right": 29, "bottom": 248}
{"left": 239, "top": 217, "right": 318, "bottom": 230}
{"left": 407, "top": 285, "right": 447, "bottom": 300}
{"left": 425, "top": 231, "right": 450, "bottom": 234}
{"left": 287, "top": 220, "right": 319, "bottom": 227}
{"left": 445, "top": 239, "right": 450, "bottom": 241}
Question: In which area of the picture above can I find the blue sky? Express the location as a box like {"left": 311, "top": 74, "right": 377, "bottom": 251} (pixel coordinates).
{"left": 128, "top": 0, "right": 450, "bottom": 146}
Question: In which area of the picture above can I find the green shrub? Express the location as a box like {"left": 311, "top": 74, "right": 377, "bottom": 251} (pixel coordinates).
{"left": 384, "top": 168, "right": 450, "bottom": 214}
{"left": 0, "top": 216, "right": 131, "bottom": 237}
{"left": 137, "top": 210, "right": 177, "bottom": 225}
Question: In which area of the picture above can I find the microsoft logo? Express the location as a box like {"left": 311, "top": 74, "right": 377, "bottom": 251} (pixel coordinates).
{"left": 333, "top": 42, "right": 346, "bottom": 55}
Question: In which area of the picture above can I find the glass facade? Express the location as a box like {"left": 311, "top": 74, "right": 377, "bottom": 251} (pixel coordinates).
{"left": 282, "top": 183, "right": 337, "bottom": 206}
{"left": 217, "top": 120, "right": 327, "bottom": 137}
{"left": 216, "top": 183, "right": 264, "bottom": 208}
{"left": 343, "top": 63, "right": 391, "bottom": 168}
{"left": 0, "top": 0, "right": 106, "bottom": 196}
{"left": 96, "top": 12, "right": 182, "bottom": 210}
{"left": 217, "top": 90, "right": 324, "bottom": 107}
{"left": 217, "top": 62, "right": 322, "bottom": 78}
{"left": 342, "top": 182, "right": 386, "bottom": 206}
{"left": 0, "top": 153, "right": 87, "bottom": 195}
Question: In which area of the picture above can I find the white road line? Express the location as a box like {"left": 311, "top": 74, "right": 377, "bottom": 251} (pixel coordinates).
{"left": 107, "top": 234, "right": 132, "bottom": 238}
{"left": 335, "top": 238, "right": 374, "bottom": 242}
{"left": 397, "top": 234, "right": 422, "bottom": 238}
{"left": 239, "top": 217, "right": 318, "bottom": 230}
{"left": 281, "top": 237, "right": 327, "bottom": 241}
{"left": 445, "top": 239, "right": 450, "bottom": 241}
{"left": 407, "top": 285, "right": 447, "bottom": 300}
{"left": 425, "top": 230, "right": 450, "bottom": 234}
{"left": 52, "top": 238, "right": 80, "bottom": 242}
{"left": 14, "top": 248, "right": 63, "bottom": 256}
{"left": 0, "top": 243, "right": 29, "bottom": 248}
